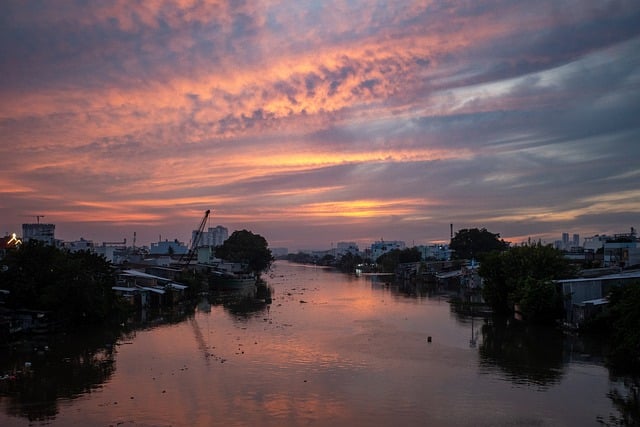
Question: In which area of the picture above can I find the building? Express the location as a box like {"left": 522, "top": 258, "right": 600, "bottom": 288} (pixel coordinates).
{"left": 417, "top": 244, "right": 451, "bottom": 261}
{"left": 370, "top": 240, "right": 406, "bottom": 260}
{"left": 22, "top": 223, "right": 56, "bottom": 246}
{"left": 556, "top": 269, "right": 640, "bottom": 326}
{"left": 563, "top": 247, "right": 596, "bottom": 266}
{"left": 556, "top": 232, "right": 582, "bottom": 251}
{"left": 63, "top": 238, "right": 94, "bottom": 252}
{"left": 150, "top": 239, "right": 188, "bottom": 255}
{"left": 604, "top": 239, "right": 639, "bottom": 267}
{"left": 197, "top": 226, "right": 229, "bottom": 248}
{"left": 0, "top": 233, "right": 22, "bottom": 259}
{"left": 113, "top": 269, "right": 188, "bottom": 308}
{"left": 572, "top": 234, "right": 580, "bottom": 248}
{"left": 196, "top": 246, "right": 217, "bottom": 264}
{"left": 94, "top": 245, "right": 118, "bottom": 263}
{"left": 336, "top": 242, "right": 359, "bottom": 257}
{"left": 584, "top": 234, "right": 609, "bottom": 252}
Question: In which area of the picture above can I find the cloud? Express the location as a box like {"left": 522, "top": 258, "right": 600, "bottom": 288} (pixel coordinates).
{"left": 0, "top": 0, "right": 639, "bottom": 248}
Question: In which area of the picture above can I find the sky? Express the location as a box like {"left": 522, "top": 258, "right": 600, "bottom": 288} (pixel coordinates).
{"left": 1, "top": 0, "right": 639, "bottom": 251}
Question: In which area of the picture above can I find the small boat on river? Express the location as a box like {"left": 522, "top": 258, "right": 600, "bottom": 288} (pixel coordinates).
{"left": 209, "top": 269, "right": 257, "bottom": 290}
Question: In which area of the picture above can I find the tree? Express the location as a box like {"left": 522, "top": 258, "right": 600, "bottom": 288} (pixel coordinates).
{"left": 450, "top": 228, "right": 509, "bottom": 260}
{"left": 376, "top": 247, "right": 421, "bottom": 273}
{"left": 606, "top": 283, "right": 640, "bottom": 373}
{"left": 215, "top": 230, "right": 273, "bottom": 276}
{"left": 477, "top": 250, "right": 513, "bottom": 315}
{"left": 336, "top": 252, "right": 364, "bottom": 273}
{"left": 0, "top": 240, "right": 122, "bottom": 325}
{"left": 285, "top": 252, "right": 318, "bottom": 264}
{"left": 318, "top": 254, "right": 335, "bottom": 266}
{"left": 479, "top": 242, "right": 576, "bottom": 321}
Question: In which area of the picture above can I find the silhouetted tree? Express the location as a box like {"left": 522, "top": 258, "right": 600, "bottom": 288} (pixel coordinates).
{"left": 606, "top": 283, "right": 640, "bottom": 374}
{"left": 285, "top": 252, "right": 318, "bottom": 264}
{"left": 0, "top": 241, "right": 122, "bottom": 325}
{"left": 336, "top": 252, "right": 364, "bottom": 273}
{"left": 450, "top": 228, "right": 509, "bottom": 260}
{"left": 479, "top": 242, "right": 575, "bottom": 321}
{"left": 215, "top": 229, "right": 273, "bottom": 276}
{"left": 376, "top": 247, "right": 421, "bottom": 273}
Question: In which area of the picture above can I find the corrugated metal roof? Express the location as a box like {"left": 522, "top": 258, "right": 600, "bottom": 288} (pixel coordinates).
{"left": 112, "top": 286, "right": 138, "bottom": 292}
{"left": 436, "top": 270, "right": 462, "bottom": 279}
{"left": 556, "top": 270, "right": 640, "bottom": 284}
{"left": 576, "top": 298, "right": 608, "bottom": 306}
{"left": 139, "top": 286, "right": 165, "bottom": 294}
{"left": 120, "top": 269, "right": 187, "bottom": 289}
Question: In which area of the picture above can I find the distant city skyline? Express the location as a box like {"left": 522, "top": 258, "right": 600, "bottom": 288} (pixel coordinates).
{"left": 1, "top": 1, "right": 639, "bottom": 251}
{"left": 10, "top": 219, "right": 634, "bottom": 254}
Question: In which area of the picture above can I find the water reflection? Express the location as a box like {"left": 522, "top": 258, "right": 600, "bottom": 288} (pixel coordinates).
{"left": 0, "top": 302, "right": 198, "bottom": 423}
{"left": 599, "top": 376, "right": 640, "bottom": 426}
{"left": 478, "top": 317, "right": 565, "bottom": 388}
{"left": 208, "top": 282, "right": 273, "bottom": 321}
{"left": 367, "top": 274, "right": 438, "bottom": 300}
{"left": 0, "top": 329, "right": 120, "bottom": 422}
{"left": 2, "top": 263, "right": 639, "bottom": 426}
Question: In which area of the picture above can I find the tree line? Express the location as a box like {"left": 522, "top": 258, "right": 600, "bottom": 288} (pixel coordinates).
{"left": 0, "top": 240, "right": 127, "bottom": 326}
{"left": 452, "top": 227, "right": 640, "bottom": 374}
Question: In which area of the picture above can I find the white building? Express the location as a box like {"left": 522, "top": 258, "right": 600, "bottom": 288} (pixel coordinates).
{"left": 196, "top": 226, "right": 229, "bottom": 247}
{"left": 336, "top": 242, "right": 359, "bottom": 257}
{"left": 604, "top": 239, "right": 639, "bottom": 267}
{"left": 94, "top": 245, "right": 117, "bottom": 263}
{"left": 584, "top": 234, "right": 609, "bottom": 252}
{"left": 584, "top": 229, "right": 638, "bottom": 267}
{"left": 150, "top": 239, "right": 188, "bottom": 255}
{"left": 63, "top": 238, "right": 94, "bottom": 252}
{"left": 370, "top": 240, "right": 405, "bottom": 260}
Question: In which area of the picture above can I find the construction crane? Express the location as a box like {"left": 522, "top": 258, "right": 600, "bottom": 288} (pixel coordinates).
{"left": 179, "top": 209, "right": 211, "bottom": 268}
{"left": 24, "top": 215, "right": 46, "bottom": 224}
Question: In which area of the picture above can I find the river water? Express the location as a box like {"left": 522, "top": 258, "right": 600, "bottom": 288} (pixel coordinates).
{"left": 0, "top": 261, "right": 635, "bottom": 426}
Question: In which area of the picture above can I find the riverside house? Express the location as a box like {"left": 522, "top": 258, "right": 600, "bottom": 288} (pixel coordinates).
{"left": 557, "top": 269, "right": 640, "bottom": 326}
{"left": 113, "top": 269, "right": 188, "bottom": 308}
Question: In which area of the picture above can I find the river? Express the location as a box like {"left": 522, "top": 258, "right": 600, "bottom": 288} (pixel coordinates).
{"left": 0, "top": 260, "right": 636, "bottom": 426}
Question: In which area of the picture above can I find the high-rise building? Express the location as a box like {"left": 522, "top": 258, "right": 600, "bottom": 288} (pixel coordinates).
{"left": 572, "top": 234, "right": 580, "bottom": 248}
{"left": 22, "top": 223, "right": 56, "bottom": 246}
{"left": 562, "top": 233, "right": 569, "bottom": 250}
{"left": 196, "top": 226, "right": 229, "bottom": 247}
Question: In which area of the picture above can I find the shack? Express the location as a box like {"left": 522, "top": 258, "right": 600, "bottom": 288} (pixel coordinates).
{"left": 114, "top": 269, "right": 188, "bottom": 308}
{"left": 556, "top": 269, "right": 640, "bottom": 326}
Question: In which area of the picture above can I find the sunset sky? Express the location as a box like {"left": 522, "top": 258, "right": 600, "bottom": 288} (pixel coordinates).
{"left": 1, "top": 1, "right": 639, "bottom": 250}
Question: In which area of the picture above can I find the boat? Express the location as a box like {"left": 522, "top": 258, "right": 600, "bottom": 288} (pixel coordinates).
{"left": 209, "top": 269, "right": 257, "bottom": 290}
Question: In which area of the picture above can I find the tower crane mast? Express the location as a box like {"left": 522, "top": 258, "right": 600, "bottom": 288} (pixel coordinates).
{"left": 180, "top": 209, "right": 211, "bottom": 268}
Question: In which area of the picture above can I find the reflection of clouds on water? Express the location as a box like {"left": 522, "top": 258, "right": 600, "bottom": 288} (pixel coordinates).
{"left": 1, "top": 260, "right": 625, "bottom": 426}
{"left": 0, "top": 330, "right": 119, "bottom": 422}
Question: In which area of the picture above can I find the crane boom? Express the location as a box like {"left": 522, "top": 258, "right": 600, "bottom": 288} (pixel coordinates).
{"left": 180, "top": 209, "right": 211, "bottom": 268}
